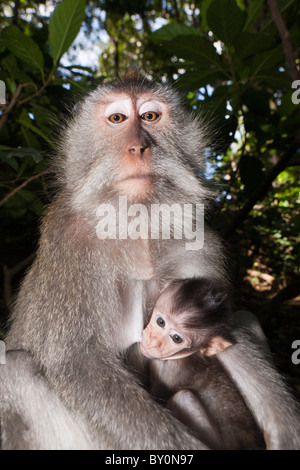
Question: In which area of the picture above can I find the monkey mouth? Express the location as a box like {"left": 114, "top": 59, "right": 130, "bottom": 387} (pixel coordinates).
{"left": 140, "top": 343, "right": 156, "bottom": 359}
{"left": 120, "top": 174, "right": 155, "bottom": 182}
{"left": 140, "top": 343, "right": 170, "bottom": 360}
{"left": 116, "top": 174, "right": 155, "bottom": 200}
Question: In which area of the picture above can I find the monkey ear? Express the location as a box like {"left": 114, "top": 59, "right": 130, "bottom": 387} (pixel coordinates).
{"left": 200, "top": 336, "right": 233, "bottom": 357}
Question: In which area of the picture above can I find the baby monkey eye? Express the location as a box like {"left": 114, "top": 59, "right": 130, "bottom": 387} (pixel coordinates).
{"left": 156, "top": 316, "right": 165, "bottom": 328}
{"left": 140, "top": 111, "right": 160, "bottom": 122}
{"left": 171, "top": 334, "right": 183, "bottom": 344}
{"left": 108, "top": 113, "right": 127, "bottom": 124}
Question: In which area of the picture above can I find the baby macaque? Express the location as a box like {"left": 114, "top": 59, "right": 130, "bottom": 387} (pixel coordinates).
{"left": 140, "top": 278, "right": 264, "bottom": 450}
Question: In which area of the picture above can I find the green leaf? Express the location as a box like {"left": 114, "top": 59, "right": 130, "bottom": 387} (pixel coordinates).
{"left": 7, "top": 147, "right": 43, "bottom": 163}
{"left": 150, "top": 24, "right": 201, "bottom": 43}
{"left": 200, "top": 0, "right": 215, "bottom": 30}
{"left": 206, "top": 0, "right": 247, "bottom": 46}
{"left": 243, "top": 0, "right": 264, "bottom": 31}
{"left": 18, "top": 190, "right": 45, "bottom": 216}
{"left": 2, "top": 55, "right": 33, "bottom": 84}
{"left": 234, "top": 33, "right": 275, "bottom": 59}
{"left": 0, "top": 145, "right": 15, "bottom": 151}
{"left": 2, "top": 54, "right": 18, "bottom": 79}
{"left": 49, "top": 0, "right": 86, "bottom": 67}
{"left": 17, "top": 119, "right": 54, "bottom": 147}
{"left": 63, "top": 64, "right": 95, "bottom": 74}
{"left": 0, "top": 151, "right": 19, "bottom": 171}
{"left": 1, "top": 26, "right": 44, "bottom": 72}
{"left": 0, "top": 33, "right": 6, "bottom": 52}
{"left": 278, "top": 91, "right": 299, "bottom": 117}
{"left": 67, "top": 78, "right": 89, "bottom": 92}
{"left": 253, "top": 71, "right": 290, "bottom": 89}
{"left": 5, "top": 77, "right": 17, "bottom": 94}
{"left": 175, "top": 70, "right": 227, "bottom": 90}
{"left": 251, "top": 47, "right": 283, "bottom": 72}
{"left": 0, "top": 145, "right": 43, "bottom": 163}
{"left": 162, "top": 36, "right": 223, "bottom": 70}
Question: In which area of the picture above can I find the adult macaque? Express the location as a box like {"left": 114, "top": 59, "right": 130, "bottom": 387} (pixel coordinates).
{"left": 141, "top": 278, "right": 264, "bottom": 450}
{"left": 0, "top": 69, "right": 299, "bottom": 450}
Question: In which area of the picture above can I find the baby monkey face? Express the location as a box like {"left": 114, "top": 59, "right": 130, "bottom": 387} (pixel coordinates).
{"left": 140, "top": 309, "right": 192, "bottom": 360}
{"left": 140, "top": 282, "right": 234, "bottom": 361}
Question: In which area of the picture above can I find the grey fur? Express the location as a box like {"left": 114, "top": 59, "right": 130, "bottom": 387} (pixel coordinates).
{"left": 0, "top": 72, "right": 299, "bottom": 449}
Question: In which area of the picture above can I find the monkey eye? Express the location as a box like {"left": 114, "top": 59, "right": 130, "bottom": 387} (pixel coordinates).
{"left": 140, "top": 111, "right": 160, "bottom": 122}
{"left": 171, "top": 334, "right": 183, "bottom": 344}
{"left": 108, "top": 113, "right": 127, "bottom": 124}
{"left": 156, "top": 316, "right": 165, "bottom": 328}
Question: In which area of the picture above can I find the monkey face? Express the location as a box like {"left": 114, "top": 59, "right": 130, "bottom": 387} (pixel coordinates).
{"left": 59, "top": 74, "right": 208, "bottom": 221}
{"left": 140, "top": 309, "right": 193, "bottom": 360}
{"left": 95, "top": 94, "right": 168, "bottom": 201}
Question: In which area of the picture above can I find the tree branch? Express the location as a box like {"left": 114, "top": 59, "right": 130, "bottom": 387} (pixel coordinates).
{"left": 0, "top": 170, "right": 48, "bottom": 208}
{"left": 268, "top": 0, "right": 300, "bottom": 81}
{"left": 16, "top": 74, "right": 53, "bottom": 106}
{"left": 173, "top": 0, "right": 182, "bottom": 24}
{"left": 12, "top": 0, "right": 20, "bottom": 25}
{"left": 223, "top": 132, "right": 300, "bottom": 240}
{"left": 0, "top": 83, "right": 27, "bottom": 133}
{"left": 113, "top": 39, "right": 120, "bottom": 78}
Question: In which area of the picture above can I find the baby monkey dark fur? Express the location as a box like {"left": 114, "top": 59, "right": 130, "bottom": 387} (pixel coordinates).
{"left": 141, "top": 278, "right": 265, "bottom": 450}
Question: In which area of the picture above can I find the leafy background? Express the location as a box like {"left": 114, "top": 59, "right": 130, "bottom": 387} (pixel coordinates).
{"left": 0, "top": 0, "right": 299, "bottom": 394}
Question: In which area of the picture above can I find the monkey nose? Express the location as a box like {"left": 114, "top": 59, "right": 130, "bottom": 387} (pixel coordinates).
{"left": 147, "top": 335, "right": 161, "bottom": 349}
{"left": 128, "top": 144, "right": 150, "bottom": 158}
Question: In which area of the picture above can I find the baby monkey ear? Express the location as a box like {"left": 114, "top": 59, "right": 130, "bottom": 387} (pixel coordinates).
{"left": 200, "top": 336, "right": 233, "bottom": 357}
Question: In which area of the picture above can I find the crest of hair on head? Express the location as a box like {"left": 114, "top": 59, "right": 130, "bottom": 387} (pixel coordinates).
{"left": 120, "top": 66, "right": 147, "bottom": 83}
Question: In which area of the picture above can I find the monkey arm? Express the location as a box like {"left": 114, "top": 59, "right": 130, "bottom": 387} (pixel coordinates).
{"left": 48, "top": 341, "right": 208, "bottom": 450}
{"left": 0, "top": 351, "right": 100, "bottom": 450}
{"left": 218, "top": 311, "right": 300, "bottom": 450}
{"left": 0, "top": 346, "right": 208, "bottom": 450}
